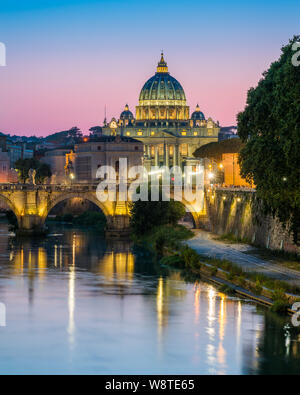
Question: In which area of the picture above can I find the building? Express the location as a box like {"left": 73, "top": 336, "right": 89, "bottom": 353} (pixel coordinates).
{"left": 42, "top": 136, "right": 144, "bottom": 184}
{"left": 222, "top": 153, "right": 253, "bottom": 187}
{"left": 41, "top": 147, "right": 73, "bottom": 184}
{"left": 0, "top": 136, "right": 34, "bottom": 167}
{"left": 101, "top": 53, "right": 219, "bottom": 168}
{"left": 71, "top": 136, "right": 143, "bottom": 183}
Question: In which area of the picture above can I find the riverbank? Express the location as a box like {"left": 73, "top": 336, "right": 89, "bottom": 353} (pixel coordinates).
{"left": 166, "top": 250, "right": 300, "bottom": 314}
{"left": 134, "top": 226, "right": 300, "bottom": 315}
{"left": 184, "top": 231, "right": 300, "bottom": 314}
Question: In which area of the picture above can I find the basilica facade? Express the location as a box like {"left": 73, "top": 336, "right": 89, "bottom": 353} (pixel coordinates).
{"left": 99, "top": 53, "right": 220, "bottom": 168}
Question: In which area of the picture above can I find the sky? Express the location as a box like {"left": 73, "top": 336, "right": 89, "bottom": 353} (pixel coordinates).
{"left": 0, "top": 0, "right": 299, "bottom": 137}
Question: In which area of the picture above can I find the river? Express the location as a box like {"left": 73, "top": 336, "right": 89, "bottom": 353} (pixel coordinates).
{"left": 0, "top": 221, "right": 299, "bottom": 375}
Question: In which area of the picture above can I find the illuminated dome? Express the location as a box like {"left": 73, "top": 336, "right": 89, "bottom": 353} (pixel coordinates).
{"left": 120, "top": 104, "right": 134, "bottom": 120}
{"left": 136, "top": 53, "right": 189, "bottom": 121}
{"left": 191, "top": 104, "right": 205, "bottom": 121}
{"left": 139, "top": 53, "right": 186, "bottom": 103}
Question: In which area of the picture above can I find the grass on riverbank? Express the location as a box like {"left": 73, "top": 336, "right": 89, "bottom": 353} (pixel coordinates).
{"left": 214, "top": 233, "right": 251, "bottom": 244}
{"left": 245, "top": 247, "right": 300, "bottom": 270}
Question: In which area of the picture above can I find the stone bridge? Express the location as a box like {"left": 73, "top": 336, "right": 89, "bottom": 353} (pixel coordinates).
{"left": 0, "top": 183, "right": 207, "bottom": 237}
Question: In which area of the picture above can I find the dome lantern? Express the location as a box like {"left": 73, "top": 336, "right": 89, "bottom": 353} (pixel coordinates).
{"left": 156, "top": 52, "right": 169, "bottom": 74}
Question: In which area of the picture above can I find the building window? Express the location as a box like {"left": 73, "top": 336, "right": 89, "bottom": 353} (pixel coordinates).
{"left": 97, "top": 146, "right": 101, "bottom": 151}
{"left": 181, "top": 131, "right": 187, "bottom": 136}
{"left": 151, "top": 131, "right": 155, "bottom": 136}
{"left": 137, "top": 131, "right": 143, "bottom": 136}
{"left": 180, "top": 144, "right": 188, "bottom": 156}
{"left": 126, "top": 132, "right": 130, "bottom": 136}
{"left": 135, "top": 146, "right": 139, "bottom": 151}
{"left": 193, "top": 131, "right": 198, "bottom": 136}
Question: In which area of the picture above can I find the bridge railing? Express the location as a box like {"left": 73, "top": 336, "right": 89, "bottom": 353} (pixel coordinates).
{"left": 0, "top": 183, "right": 100, "bottom": 192}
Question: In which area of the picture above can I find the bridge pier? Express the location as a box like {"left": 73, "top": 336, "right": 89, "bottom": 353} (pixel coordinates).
{"left": 17, "top": 214, "right": 46, "bottom": 236}
{"left": 105, "top": 215, "right": 131, "bottom": 238}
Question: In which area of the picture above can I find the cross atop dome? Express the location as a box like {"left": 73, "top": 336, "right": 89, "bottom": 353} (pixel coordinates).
{"left": 157, "top": 52, "right": 169, "bottom": 73}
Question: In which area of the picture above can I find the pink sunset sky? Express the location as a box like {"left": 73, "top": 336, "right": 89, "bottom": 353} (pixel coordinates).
{"left": 0, "top": 0, "right": 299, "bottom": 137}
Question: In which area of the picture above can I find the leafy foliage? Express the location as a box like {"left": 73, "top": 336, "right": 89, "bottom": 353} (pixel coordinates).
{"left": 193, "top": 138, "right": 244, "bottom": 161}
{"left": 237, "top": 36, "right": 300, "bottom": 243}
{"left": 45, "top": 127, "right": 83, "bottom": 144}
{"left": 129, "top": 199, "right": 186, "bottom": 235}
{"left": 89, "top": 126, "right": 102, "bottom": 136}
{"left": 15, "top": 158, "right": 52, "bottom": 184}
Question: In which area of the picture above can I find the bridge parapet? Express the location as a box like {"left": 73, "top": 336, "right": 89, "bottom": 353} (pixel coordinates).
{"left": 0, "top": 183, "right": 208, "bottom": 237}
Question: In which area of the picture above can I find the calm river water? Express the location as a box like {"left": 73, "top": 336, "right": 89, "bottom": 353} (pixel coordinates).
{"left": 0, "top": 221, "right": 299, "bottom": 375}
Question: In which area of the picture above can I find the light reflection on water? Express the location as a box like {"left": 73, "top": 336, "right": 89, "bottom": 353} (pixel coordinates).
{"left": 0, "top": 222, "right": 299, "bottom": 374}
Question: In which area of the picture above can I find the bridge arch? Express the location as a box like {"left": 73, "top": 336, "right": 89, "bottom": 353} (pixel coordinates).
{"left": 0, "top": 193, "right": 22, "bottom": 227}
{"left": 40, "top": 191, "right": 112, "bottom": 225}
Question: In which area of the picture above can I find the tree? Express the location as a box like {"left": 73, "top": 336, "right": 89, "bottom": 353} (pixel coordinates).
{"left": 15, "top": 158, "right": 52, "bottom": 184}
{"left": 129, "top": 198, "right": 186, "bottom": 235}
{"left": 193, "top": 138, "right": 244, "bottom": 161}
{"left": 237, "top": 36, "right": 300, "bottom": 243}
{"left": 89, "top": 126, "right": 102, "bottom": 136}
{"left": 45, "top": 127, "right": 83, "bottom": 144}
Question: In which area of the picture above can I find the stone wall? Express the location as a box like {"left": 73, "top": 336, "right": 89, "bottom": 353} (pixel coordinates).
{"left": 206, "top": 188, "right": 299, "bottom": 254}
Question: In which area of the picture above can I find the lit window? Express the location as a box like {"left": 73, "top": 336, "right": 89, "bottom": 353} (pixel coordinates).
{"left": 137, "top": 131, "right": 143, "bottom": 136}
{"left": 151, "top": 131, "right": 155, "bottom": 136}
{"left": 126, "top": 132, "right": 130, "bottom": 136}
{"left": 181, "top": 131, "right": 187, "bottom": 136}
{"left": 193, "top": 132, "right": 198, "bottom": 136}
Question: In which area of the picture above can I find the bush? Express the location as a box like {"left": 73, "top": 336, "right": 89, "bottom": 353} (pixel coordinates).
{"left": 270, "top": 289, "right": 290, "bottom": 315}
{"left": 220, "top": 285, "right": 236, "bottom": 295}
{"left": 271, "top": 299, "right": 289, "bottom": 314}
{"left": 141, "top": 225, "right": 193, "bottom": 257}
{"left": 180, "top": 246, "right": 201, "bottom": 270}
{"left": 254, "top": 280, "right": 263, "bottom": 295}
{"left": 209, "top": 266, "right": 218, "bottom": 276}
{"left": 160, "top": 255, "right": 184, "bottom": 268}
